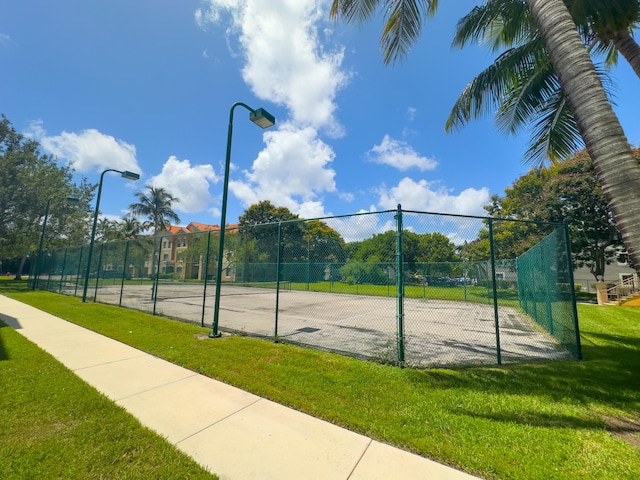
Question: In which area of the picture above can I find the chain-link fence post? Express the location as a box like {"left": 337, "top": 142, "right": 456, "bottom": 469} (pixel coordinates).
{"left": 564, "top": 220, "right": 583, "bottom": 359}
{"left": 395, "top": 204, "right": 405, "bottom": 366}
{"left": 92, "top": 244, "right": 104, "bottom": 302}
{"left": 73, "top": 246, "right": 84, "bottom": 297}
{"left": 118, "top": 240, "right": 130, "bottom": 307}
{"left": 488, "top": 219, "right": 502, "bottom": 365}
{"left": 200, "top": 230, "right": 212, "bottom": 327}
{"left": 153, "top": 239, "right": 162, "bottom": 315}
{"left": 58, "top": 248, "right": 68, "bottom": 293}
{"left": 274, "top": 222, "right": 283, "bottom": 339}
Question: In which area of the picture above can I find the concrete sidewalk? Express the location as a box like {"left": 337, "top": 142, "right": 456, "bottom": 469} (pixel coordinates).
{"left": 0, "top": 294, "right": 480, "bottom": 480}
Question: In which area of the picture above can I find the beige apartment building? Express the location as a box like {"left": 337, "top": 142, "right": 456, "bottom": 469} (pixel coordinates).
{"left": 153, "top": 222, "right": 239, "bottom": 281}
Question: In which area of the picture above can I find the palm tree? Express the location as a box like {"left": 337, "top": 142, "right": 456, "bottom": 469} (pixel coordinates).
{"left": 570, "top": 0, "right": 640, "bottom": 77}
{"left": 330, "top": 0, "right": 640, "bottom": 271}
{"left": 95, "top": 217, "right": 118, "bottom": 242}
{"left": 117, "top": 215, "right": 148, "bottom": 239}
{"left": 445, "top": 0, "right": 627, "bottom": 164}
{"left": 128, "top": 186, "right": 181, "bottom": 234}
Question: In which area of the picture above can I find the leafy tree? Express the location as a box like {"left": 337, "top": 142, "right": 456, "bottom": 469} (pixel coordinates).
{"left": 330, "top": 0, "right": 640, "bottom": 274}
{"left": 238, "top": 201, "right": 304, "bottom": 263}
{"left": 128, "top": 185, "right": 180, "bottom": 234}
{"left": 304, "top": 220, "right": 347, "bottom": 263}
{"left": 465, "top": 148, "right": 638, "bottom": 278}
{"left": 544, "top": 149, "right": 632, "bottom": 278}
{"left": 0, "top": 115, "right": 94, "bottom": 279}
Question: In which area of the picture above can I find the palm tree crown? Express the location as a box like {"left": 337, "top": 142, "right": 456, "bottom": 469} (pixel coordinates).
{"left": 128, "top": 186, "right": 181, "bottom": 234}
{"left": 330, "top": 0, "right": 640, "bottom": 271}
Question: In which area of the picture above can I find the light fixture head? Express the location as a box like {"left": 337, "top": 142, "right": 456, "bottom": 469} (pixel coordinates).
{"left": 249, "top": 108, "right": 276, "bottom": 129}
{"left": 65, "top": 196, "right": 80, "bottom": 203}
{"left": 121, "top": 171, "right": 140, "bottom": 181}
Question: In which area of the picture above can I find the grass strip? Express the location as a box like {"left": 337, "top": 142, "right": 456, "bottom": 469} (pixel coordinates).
{"left": 2, "top": 279, "right": 639, "bottom": 479}
{"left": 0, "top": 319, "right": 217, "bottom": 479}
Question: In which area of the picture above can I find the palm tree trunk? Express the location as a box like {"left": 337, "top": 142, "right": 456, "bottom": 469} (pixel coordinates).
{"left": 613, "top": 32, "right": 640, "bottom": 79}
{"left": 527, "top": 0, "right": 640, "bottom": 272}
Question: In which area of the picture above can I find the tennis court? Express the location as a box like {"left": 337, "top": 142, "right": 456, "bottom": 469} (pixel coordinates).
{"left": 90, "top": 281, "right": 571, "bottom": 367}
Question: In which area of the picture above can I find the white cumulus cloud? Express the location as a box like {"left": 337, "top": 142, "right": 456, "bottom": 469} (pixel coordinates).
{"left": 377, "top": 177, "right": 490, "bottom": 217}
{"left": 196, "top": 0, "right": 348, "bottom": 135}
{"left": 149, "top": 156, "right": 218, "bottom": 214}
{"left": 195, "top": 0, "right": 351, "bottom": 217}
{"left": 25, "top": 120, "right": 141, "bottom": 175}
{"left": 367, "top": 135, "right": 438, "bottom": 172}
{"left": 229, "top": 124, "right": 336, "bottom": 217}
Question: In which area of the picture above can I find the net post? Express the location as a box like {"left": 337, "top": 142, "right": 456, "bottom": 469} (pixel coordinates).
{"left": 488, "top": 219, "right": 502, "bottom": 365}
{"left": 395, "top": 204, "right": 405, "bottom": 367}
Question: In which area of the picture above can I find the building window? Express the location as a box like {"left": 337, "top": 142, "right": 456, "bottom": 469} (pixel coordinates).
{"left": 617, "top": 252, "right": 629, "bottom": 265}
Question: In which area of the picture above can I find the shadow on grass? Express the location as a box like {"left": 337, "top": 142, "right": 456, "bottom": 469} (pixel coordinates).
{"left": 0, "top": 279, "right": 30, "bottom": 294}
{"left": 454, "top": 408, "right": 607, "bottom": 431}
{"left": 405, "top": 328, "right": 640, "bottom": 429}
{"left": 0, "top": 322, "right": 10, "bottom": 360}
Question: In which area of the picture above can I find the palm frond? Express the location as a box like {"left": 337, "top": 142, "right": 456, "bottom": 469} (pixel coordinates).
{"left": 445, "top": 40, "right": 546, "bottom": 132}
{"left": 329, "top": 0, "right": 382, "bottom": 24}
{"left": 381, "top": 0, "right": 438, "bottom": 64}
{"left": 453, "top": 0, "right": 535, "bottom": 52}
{"left": 523, "top": 92, "right": 582, "bottom": 166}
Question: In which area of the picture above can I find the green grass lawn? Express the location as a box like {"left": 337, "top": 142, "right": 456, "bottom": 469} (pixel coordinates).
{"left": 0, "top": 301, "right": 218, "bottom": 478}
{"left": 1, "top": 278, "right": 639, "bottom": 479}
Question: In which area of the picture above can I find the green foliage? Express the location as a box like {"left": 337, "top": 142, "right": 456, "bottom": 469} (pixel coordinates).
{"left": 460, "top": 149, "right": 636, "bottom": 277}
{"left": 0, "top": 115, "right": 95, "bottom": 276}
{"left": 128, "top": 185, "right": 180, "bottom": 234}
{"left": 347, "top": 229, "right": 458, "bottom": 271}
{"left": 237, "top": 203, "right": 349, "bottom": 281}
{"left": 340, "top": 256, "right": 393, "bottom": 285}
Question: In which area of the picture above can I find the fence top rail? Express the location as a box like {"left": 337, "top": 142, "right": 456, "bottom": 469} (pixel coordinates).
{"left": 233, "top": 208, "right": 565, "bottom": 230}
{"left": 401, "top": 209, "right": 565, "bottom": 228}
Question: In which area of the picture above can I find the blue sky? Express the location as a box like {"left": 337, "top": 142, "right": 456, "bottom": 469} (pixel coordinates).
{"left": 2, "top": 1, "right": 639, "bottom": 231}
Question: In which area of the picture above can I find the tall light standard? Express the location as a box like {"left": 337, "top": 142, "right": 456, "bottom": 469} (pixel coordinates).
{"left": 82, "top": 169, "right": 140, "bottom": 302}
{"left": 211, "top": 103, "right": 275, "bottom": 337}
{"left": 32, "top": 196, "right": 80, "bottom": 290}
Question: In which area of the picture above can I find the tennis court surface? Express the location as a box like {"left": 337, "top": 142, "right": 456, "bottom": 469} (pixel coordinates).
{"left": 91, "top": 282, "right": 571, "bottom": 367}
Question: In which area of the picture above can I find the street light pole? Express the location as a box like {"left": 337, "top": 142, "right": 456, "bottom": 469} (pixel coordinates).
{"left": 82, "top": 169, "right": 140, "bottom": 302}
{"left": 32, "top": 196, "right": 79, "bottom": 290}
{"left": 210, "top": 103, "right": 275, "bottom": 338}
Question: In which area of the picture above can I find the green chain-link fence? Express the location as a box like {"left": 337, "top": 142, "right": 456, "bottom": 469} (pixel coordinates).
{"left": 31, "top": 206, "right": 581, "bottom": 367}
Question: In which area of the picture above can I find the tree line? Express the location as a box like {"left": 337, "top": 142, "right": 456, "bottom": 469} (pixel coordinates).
{"left": 0, "top": 116, "right": 182, "bottom": 279}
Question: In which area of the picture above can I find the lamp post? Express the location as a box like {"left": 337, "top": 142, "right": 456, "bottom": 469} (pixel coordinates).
{"left": 211, "top": 103, "right": 275, "bottom": 337}
{"left": 32, "top": 196, "right": 80, "bottom": 290}
{"left": 82, "top": 169, "right": 140, "bottom": 302}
